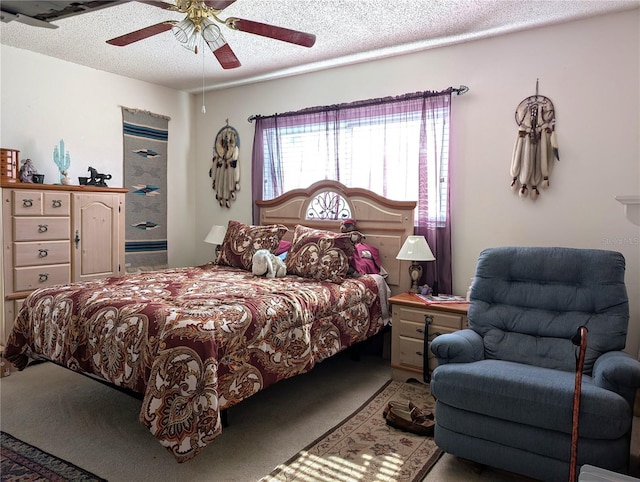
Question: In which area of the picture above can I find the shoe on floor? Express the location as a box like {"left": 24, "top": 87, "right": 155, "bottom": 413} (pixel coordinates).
{"left": 382, "top": 400, "right": 434, "bottom": 422}
{"left": 385, "top": 407, "right": 435, "bottom": 436}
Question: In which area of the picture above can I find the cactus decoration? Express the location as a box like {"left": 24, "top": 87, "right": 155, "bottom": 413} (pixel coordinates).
{"left": 53, "top": 139, "right": 71, "bottom": 183}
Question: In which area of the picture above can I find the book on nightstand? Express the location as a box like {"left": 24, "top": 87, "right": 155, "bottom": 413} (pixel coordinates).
{"left": 410, "top": 293, "right": 468, "bottom": 305}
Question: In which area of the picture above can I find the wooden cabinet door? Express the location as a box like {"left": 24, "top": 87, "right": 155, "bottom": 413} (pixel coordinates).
{"left": 72, "top": 193, "right": 124, "bottom": 282}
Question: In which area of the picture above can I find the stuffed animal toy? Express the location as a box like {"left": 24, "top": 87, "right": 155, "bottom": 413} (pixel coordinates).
{"left": 252, "top": 249, "right": 287, "bottom": 278}
{"left": 340, "top": 218, "right": 357, "bottom": 233}
{"left": 340, "top": 218, "right": 364, "bottom": 244}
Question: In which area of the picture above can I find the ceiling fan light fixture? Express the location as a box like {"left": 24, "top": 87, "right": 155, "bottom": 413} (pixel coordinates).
{"left": 201, "top": 17, "right": 221, "bottom": 42}
{"left": 172, "top": 18, "right": 198, "bottom": 52}
{"left": 202, "top": 21, "right": 225, "bottom": 52}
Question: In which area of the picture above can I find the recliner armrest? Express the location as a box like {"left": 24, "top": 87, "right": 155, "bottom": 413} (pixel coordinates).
{"left": 430, "top": 328, "right": 484, "bottom": 364}
{"left": 593, "top": 351, "right": 640, "bottom": 407}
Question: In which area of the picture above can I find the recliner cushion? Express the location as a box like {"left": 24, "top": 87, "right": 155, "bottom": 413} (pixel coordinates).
{"left": 431, "top": 359, "right": 632, "bottom": 440}
{"left": 469, "top": 247, "right": 628, "bottom": 374}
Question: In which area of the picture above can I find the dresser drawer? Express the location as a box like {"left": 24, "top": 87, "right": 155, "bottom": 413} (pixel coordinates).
{"left": 43, "top": 192, "right": 70, "bottom": 216}
{"left": 398, "top": 336, "right": 425, "bottom": 369}
{"left": 14, "top": 264, "right": 70, "bottom": 291}
{"left": 13, "top": 217, "right": 70, "bottom": 241}
{"left": 14, "top": 240, "right": 70, "bottom": 267}
{"left": 12, "top": 190, "right": 43, "bottom": 215}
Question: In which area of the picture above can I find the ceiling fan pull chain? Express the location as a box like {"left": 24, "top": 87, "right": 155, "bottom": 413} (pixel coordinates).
{"left": 201, "top": 35, "right": 207, "bottom": 114}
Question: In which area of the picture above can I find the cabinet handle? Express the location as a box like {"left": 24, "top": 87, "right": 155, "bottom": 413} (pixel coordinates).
{"left": 38, "top": 249, "right": 49, "bottom": 257}
{"left": 23, "top": 199, "right": 33, "bottom": 208}
{"left": 39, "top": 273, "right": 49, "bottom": 282}
{"left": 415, "top": 327, "right": 424, "bottom": 334}
{"left": 415, "top": 351, "right": 424, "bottom": 357}
{"left": 52, "top": 200, "right": 62, "bottom": 208}
{"left": 38, "top": 224, "right": 48, "bottom": 233}
{"left": 74, "top": 230, "right": 80, "bottom": 249}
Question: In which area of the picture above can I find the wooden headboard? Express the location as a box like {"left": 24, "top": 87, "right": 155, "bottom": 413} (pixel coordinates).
{"left": 256, "top": 180, "right": 416, "bottom": 295}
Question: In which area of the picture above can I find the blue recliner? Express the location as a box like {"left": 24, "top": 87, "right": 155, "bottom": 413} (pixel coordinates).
{"left": 430, "top": 246, "right": 640, "bottom": 481}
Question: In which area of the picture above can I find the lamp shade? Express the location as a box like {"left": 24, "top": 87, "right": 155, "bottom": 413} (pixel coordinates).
{"left": 396, "top": 236, "right": 435, "bottom": 261}
{"left": 204, "top": 224, "right": 227, "bottom": 245}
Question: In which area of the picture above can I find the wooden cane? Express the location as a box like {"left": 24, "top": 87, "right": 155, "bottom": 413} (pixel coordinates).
{"left": 569, "top": 326, "right": 588, "bottom": 482}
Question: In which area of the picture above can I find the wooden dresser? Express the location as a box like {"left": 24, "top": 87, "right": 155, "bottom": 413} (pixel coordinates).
{"left": 389, "top": 293, "right": 469, "bottom": 382}
{"left": 1, "top": 182, "right": 127, "bottom": 344}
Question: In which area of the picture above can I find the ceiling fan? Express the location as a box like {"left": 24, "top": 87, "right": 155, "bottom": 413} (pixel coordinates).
{"left": 106, "top": 0, "right": 316, "bottom": 69}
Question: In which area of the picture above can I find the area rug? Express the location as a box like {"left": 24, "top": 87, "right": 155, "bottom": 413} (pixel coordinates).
{"left": 122, "top": 107, "right": 169, "bottom": 270}
{"left": 262, "top": 379, "right": 442, "bottom": 482}
{"left": 1, "top": 431, "right": 106, "bottom": 481}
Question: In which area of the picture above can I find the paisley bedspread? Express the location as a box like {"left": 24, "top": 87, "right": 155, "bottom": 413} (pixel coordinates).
{"left": 4, "top": 264, "right": 389, "bottom": 462}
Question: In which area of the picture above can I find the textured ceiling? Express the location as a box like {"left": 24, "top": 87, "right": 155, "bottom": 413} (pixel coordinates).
{"left": 1, "top": 0, "right": 638, "bottom": 93}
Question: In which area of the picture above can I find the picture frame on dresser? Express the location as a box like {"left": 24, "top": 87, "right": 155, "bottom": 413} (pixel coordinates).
{"left": 1, "top": 182, "right": 127, "bottom": 345}
{"left": 389, "top": 292, "right": 469, "bottom": 383}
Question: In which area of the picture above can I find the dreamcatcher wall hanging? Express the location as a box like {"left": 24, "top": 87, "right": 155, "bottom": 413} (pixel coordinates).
{"left": 510, "top": 80, "right": 560, "bottom": 200}
{"left": 210, "top": 121, "right": 240, "bottom": 208}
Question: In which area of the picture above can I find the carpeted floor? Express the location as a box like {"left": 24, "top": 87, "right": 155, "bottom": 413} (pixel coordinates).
{"left": 1, "top": 352, "right": 639, "bottom": 481}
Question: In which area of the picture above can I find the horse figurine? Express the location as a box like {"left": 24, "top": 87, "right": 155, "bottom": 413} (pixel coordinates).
{"left": 87, "top": 166, "right": 112, "bottom": 187}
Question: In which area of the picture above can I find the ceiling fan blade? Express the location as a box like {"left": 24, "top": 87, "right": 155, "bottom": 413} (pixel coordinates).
{"left": 203, "top": 1, "right": 238, "bottom": 10}
{"left": 227, "top": 18, "right": 316, "bottom": 48}
{"left": 213, "top": 43, "right": 241, "bottom": 69}
{"left": 106, "top": 22, "right": 175, "bottom": 46}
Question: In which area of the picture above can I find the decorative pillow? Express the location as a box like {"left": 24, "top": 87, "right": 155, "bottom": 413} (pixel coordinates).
{"left": 217, "top": 220, "right": 288, "bottom": 271}
{"left": 285, "top": 225, "right": 357, "bottom": 282}
{"left": 350, "top": 243, "right": 382, "bottom": 275}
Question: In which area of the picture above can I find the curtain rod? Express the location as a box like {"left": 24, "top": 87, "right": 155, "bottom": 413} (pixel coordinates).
{"left": 247, "top": 85, "right": 469, "bottom": 123}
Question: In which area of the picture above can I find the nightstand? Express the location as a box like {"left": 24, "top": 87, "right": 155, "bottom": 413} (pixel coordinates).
{"left": 389, "top": 293, "right": 469, "bottom": 383}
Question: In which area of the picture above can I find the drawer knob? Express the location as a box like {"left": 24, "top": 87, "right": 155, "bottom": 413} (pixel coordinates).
{"left": 52, "top": 200, "right": 62, "bottom": 208}
{"left": 38, "top": 249, "right": 49, "bottom": 258}
{"left": 38, "top": 224, "right": 48, "bottom": 233}
{"left": 23, "top": 199, "right": 33, "bottom": 208}
{"left": 39, "top": 273, "right": 49, "bottom": 282}
{"left": 415, "top": 328, "right": 424, "bottom": 334}
{"left": 415, "top": 351, "right": 423, "bottom": 357}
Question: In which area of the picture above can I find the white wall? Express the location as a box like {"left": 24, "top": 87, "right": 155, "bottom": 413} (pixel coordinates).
{"left": 0, "top": 46, "right": 196, "bottom": 268}
{"left": 196, "top": 9, "right": 640, "bottom": 355}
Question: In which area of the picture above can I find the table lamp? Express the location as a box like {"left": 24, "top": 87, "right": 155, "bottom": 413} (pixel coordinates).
{"left": 396, "top": 235, "right": 435, "bottom": 293}
{"left": 204, "top": 224, "right": 227, "bottom": 260}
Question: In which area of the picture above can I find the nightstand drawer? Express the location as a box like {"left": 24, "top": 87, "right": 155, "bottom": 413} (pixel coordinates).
{"left": 428, "top": 325, "right": 460, "bottom": 340}
{"left": 394, "top": 305, "right": 427, "bottom": 324}
{"left": 398, "top": 335, "right": 425, "bottom": 369}
{"left": 424, "top": 311, "right": 465, "bottom": 330}
{"left": 397, "top": 319, "right": 427, "bottom": 340}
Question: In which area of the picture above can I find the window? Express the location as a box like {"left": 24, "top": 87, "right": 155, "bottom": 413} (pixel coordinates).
{"left": 257, "top": 92, "right": 450, "bottom": 226}
{"left": 251, "top": 89, "right": 455, "bottom": 293}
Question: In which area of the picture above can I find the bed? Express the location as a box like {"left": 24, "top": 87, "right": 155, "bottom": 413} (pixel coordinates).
{"left": 4, "top": 180, "right": 416, "bottom": 463}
